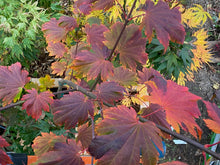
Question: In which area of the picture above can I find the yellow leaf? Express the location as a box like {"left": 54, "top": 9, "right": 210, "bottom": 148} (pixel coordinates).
{"left": 39, "top": 75, "right": 55, "bottom": 91}
{"left": 182, "top": 4, "right": 212, "bottom": 28}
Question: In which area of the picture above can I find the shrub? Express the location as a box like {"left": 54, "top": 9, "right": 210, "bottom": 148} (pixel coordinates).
{"left": 0, "top": 0, "right": 219, "bottom": 165}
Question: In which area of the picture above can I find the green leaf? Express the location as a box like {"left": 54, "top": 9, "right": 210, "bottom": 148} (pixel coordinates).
{"left": 3, "top": 37, "right": 15, "bottom": 47}
{"left": 11, "top": 44, "right": 23, "bottom": 59}
{"left": 13, "top": 87, "right": 23, "bottom": 102}
{"left": 22, "top": 38, "right": 34, "bottom": 49}
{"left": 151, "top": 45, "right": 165, "bottom": 53}
{"left": 17, "top": 23, "right": 26, "bottom": 31}
{"left": 25, "top": 29, "right": 36, "bottom": 40}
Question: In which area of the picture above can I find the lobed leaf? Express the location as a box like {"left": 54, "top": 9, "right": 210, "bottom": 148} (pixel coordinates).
{"left": 159, "top": 161, "right": 188, "bottom": 165}
{"left": 36, "top": 139, "right": 84, "bottom": 165}
{"left": 51, "top": 61, "right": 67, "bottom": 76}
{"left": 95, "top": 81, "right": 125, "bottom": 104}
{"left": 32, "top": 132, "right": 66, "bottom": 156}
{"left": 93, "top": 0, "right": 114, "bottom": 11}
{"left": 143, "top": 80, "right": 202, "bottom": 138}
{"left": 85, "top": 24, "right": 108, "bottom": 49}
{"left": 0, "top": 62, "right": 30, "bottom": 106}
{"left": 203, "top": 101, "right": 220, "bottom": 133}
{"left": 51, "top": 92, "right": 94, "bottom": 129}
{"left": 0, "top": 136, "right": 10, "bottom": 148}
{"left": 47, "top": 42, "right": 68, "bottom": 58}
{"left": 108, "top": 67, "right": 137, "bottom": 87}
{"left": 76, "top": 123, "right": 93, "bottom": 149}
{"left": 88, "top": 105, "right": 163, "bottom": 165}
{"left": 104, "top": 22, "right": 148, "bottom": 70}
{"left": 39, "top": 75, "right": 55, "bottom": 91}
{"left": 72, "top": 46, "right": 113, "bottom": 80}
{"left": 21, "top": 89, "right": 54, "bottom": 120}
{"left": 141, "top": 0, "right": 185, "bottom": 52}
{"left": 58, "top": 16, "right": 78, "bottom": 31}
{"left": 0, "top": 149, "right": 13, "bottom": 165}
{"left": 42, "top": 18, "right": 66, "bottom": 42}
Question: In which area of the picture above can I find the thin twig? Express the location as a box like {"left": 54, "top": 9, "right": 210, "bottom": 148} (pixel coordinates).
{"left": 0, "top": 101, "right": 24, "bottom": 112}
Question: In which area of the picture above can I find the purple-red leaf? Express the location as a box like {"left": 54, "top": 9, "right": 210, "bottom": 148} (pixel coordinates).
{"left": 88, "top": 105, "right": 163, "bottom": 165}
{"left": 76, "top": 123, "right": 93, "bottom": 149}
{"left": 93, "top": 0, "right": 114, "bottom": 10}
{"left": 32, "top": 132, "right": 67, "bottom": 156}
{"left": 203, "top": 101, "right": 220, "bottom": 133}
{"left": 72, "top": 46, "right": 113, "bottom": 80}
{"left": 0, "top": 136, "right": 10, "bottom": 148}
{"left": 159, "top": 161, "right": 188, "bottom": 165}
{"left": 21, "top": 89, "right": 54, "bottom": 120}
{"left": 0, "top": 62, "right": 30, "bottom": 106}
{"left": 0, "top": 149, "right": 13, "bottom": 165}
{"left": 95, "top": 81, "right": 125, "bottom": 104}
{"left": 42, "top": 18, "right": 66, "bottom": 42}
{"left": 141, "top": 0, "right": 185, "bottom": 52}
{"left": 47, "top": 42, "right": 68, "bottom": 58}
{"left": 108, "top": 67, "right": 137, "bottom": 86}
{"left": 36, "top": 139, "right": 84, "bottom": 165}
{"left": 141, "top": 103, "right": 171, "bottom": 139}
{"left": 85, "top": 24, "right": 108, "bottom": 49}
{"left": 104, "top": 22, "right": 148, "bottom": 70}
{"left": 58, "top": 16, "right": 78, "bottom": 31}
{"left": 143, "top": 80, "right": 202, "bottom": 138}
{"left": 51, "top": 92, "right": 94, "bottom": 129}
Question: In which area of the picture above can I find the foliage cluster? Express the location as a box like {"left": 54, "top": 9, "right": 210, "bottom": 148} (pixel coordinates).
{"left": 0, "top": 0, "right": 220, "bottom": 165}
{"left": 0, "top": 0, "right": 48, "bottom": 68}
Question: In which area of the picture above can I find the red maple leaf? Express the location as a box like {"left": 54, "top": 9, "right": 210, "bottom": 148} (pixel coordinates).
{"left": 203, "top": 101, "right": 220, "bottom": 133}
{"left": 138, "top": 67, "right": 167, "bottom": 93}
{"left": 104, "top": 22, "right": 148, "bottom": 70}
{"left": 51, "top": 61, "right": 67, "bottom": 76}
{"left": 0, "top": 62, "right": 30, "bottom": 106}
{"left": 72, "top": 46, "right": 113, "bottom": 80}
{"left": 42, "top": 18, "right": 66, "bottom": 42}
{"left": 143, "top": 80, "right": 202, "bottom": 138}
{"left": 74, "top": 0, "right": 95, "bottom": 15}
{"left": 76, "top": 123, "right": 93, "bottom": 149}
{"left": 141, "top": 0, "right": 185, "bottom": 52}
{"left": 51, "top": 92, "right": 94, "bottom": 129}
{"left": 141, "top": 103, "right": 171, "bottom": 139}
{"left": 88, "top": 105, "right": 163, "bottom": 165}
{"left": 95, "top": 81, "right": 125, "bottom": 104}
{"left": 0, "top": 136, "right": 10, "bottom": 148}
{"left": 108, "top": 67, "right": 137, "bottom": 86}
{"left": 93, "top": 0, "right": 114, "bottom": 10}
{"left": 47, "top": 42, "right": 68, "bottom": 58}
{"left": 32, "top": 132, "right": 66, "bottom": 156}
{"left": 58, "top": 16, "right": 78, "bottom": 31}
{"left": 21, "top": 89, "right": 54, "bottom": 120}
{"left": 69, "top": 43, "right": 90, "bottom": 59}
{"left": 0, "top": 149, "right": 13, "bottom": 165}
{"left": 35, "top": 139, "right": 84, "bottom": 165}
{"left": 85, "top": 24, "right": 108, "bottom": 49}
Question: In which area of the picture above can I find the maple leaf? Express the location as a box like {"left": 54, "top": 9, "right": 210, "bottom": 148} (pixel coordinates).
{"left": 35, "top": 139, "right": 84, "bottom": 165}
{"left": 32, "top": 132, "right": 67, "bottom": 156}
{"left": 140, "top": 103, "right": 171, "bottom": 139}
{"left": 51, "top": 61, "right": 67, "bottom": 76}
{"left": 182, "top": 4, "right": 212, "bottom": 28}
{"left": 69, "top": 42, "right": 90, "bottom": 59}
{"left": 159, "top": 161, "right": 188, "bottom": 165}
{"left": 42, "top": 18, "right": 66, "bottom": 42}
{"left": 93, "top": 0, "right": 114, "bottom": 11}
{"left": 0, "top": 62, "right": 30, "bottom": 106}
{"left": 47, "top": 42, "right": 68, "bottom": 58}
{"left": 51, "top": 92, "right": 94, "bottom": 129}
{"left": 95, "top": 81, "right": 125, "bottom": 104}
{"left": 74, "top": 0, "right": 95, "bottom": 15}
{"left": 0, "top": 149, "right": 13, "bottom": 165}
{"left": 0, "top": 136, "right": 10, "bottom": 148}
{"left": 108, "top": 67, "right": 137, "bottom": 87}
{"left": 76, "top": 123, "right": 93, "bottom": 149}
{"left": 143, "top": 80, "right": 202, "bottom": 138}
{"left": 203, "top": 101, "right": 220, "bottom": 133}
{"left": 39, "top": 75, "right": 55, "bottom": 91}
{"left": 58, "top": 16, "right": 78, "bottom": 31}
{"left": 104, "top": 22, "right": 148, "bottom": 70}
{"left": 72, "top": 46, "right": 113, "bottom": 80}
{"left": 138, "top": 68, "right": 167, "bottom": 93}
{"left": 85, "top": 24, "right": 108, "bottom": 48}
{"left": 21, "top": 89, "right": 54, "bottom": 120}
{"left": 88, "top": 105, "right": 163, "bottom": 165}
{"left": 141, "top": 0, "right": 185, "bottom": 52}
